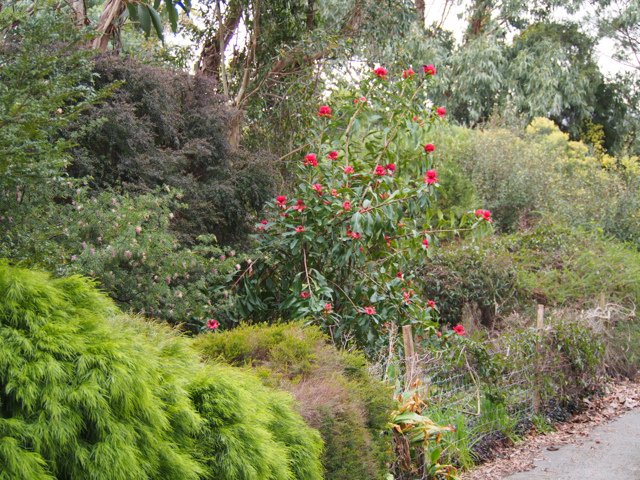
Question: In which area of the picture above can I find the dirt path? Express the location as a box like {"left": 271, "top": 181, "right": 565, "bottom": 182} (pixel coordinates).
{"left": 462, "top": 381, "right": 640, "bottom": 480}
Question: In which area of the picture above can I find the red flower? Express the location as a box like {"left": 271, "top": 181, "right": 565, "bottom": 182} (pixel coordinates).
{"left": 258, "top": 220, "right": 268, "bottom": 230}
{"left": 354, "top": 96, "right": 367, "bottom": 105}
{"left": 424, "top": 170, "right": 439, "bottom": 184}
{"left": 318, "top": 105, "right": 332, "bottom": 118}
{"left": 386, "top": 163, "right": 396, "bottom": 173}
{"left": 301, "top": 291, "right": 309, "bottom": 298}
{"left": 344, "top": 166, "right": 354, "bottom": 173}
{"left": 422, "top": 238, "right": 429, "bottom": 248}
{"left": 437, "top": 107, "right": 446, "bottom": 119}
{"left": 324, "top": 302, "right": 332, "bottom": 312}
{"left": 475, "top": 209, "right": 492, "bottom": 223}
{"left": 331, "top": 188, "right": 338, "bottom": 196}
{"left": 373, "top": 67, "right": 387, "bottom": 79}
{"left": 295, "top": 225, "right": 305, "bottom": 233}
{"left": 424, "top": 143, "right": 435, "bottom": 153}
{"left": 343, "top": 200, "right": 351, "bottom": 211}
{"left": 304, "top": 153, "right": 318, "bottom": 167}
{"left": 424, "top": 64, "right": 436, "bottom": 75}
{"left": 436, "top": 331, "right": 441, "bottom": 337}
{"left": 402, "top": 68, "right": 416, "bottom": 79}
{"left": 397, "top": 271, "right": 403, "bottom": 278}
{"left": 312, "top": 183, "right": 323, "bottom": 194}
{"left": 294, "top": 199, "right": 307, "bottom": 211}
{"left": 328, "top": 151, "right": 339, "bottom": 160}
{"left": 206, "top": 319, "right": 219, "bottom": 329}
{"left": 276, "top": 195, "right": 287, "bottom": 204}
{"left": 364, "top": 306, "right": 376, "bottom": 315}
{"left": 374, "top": 165, "right": 387, "bottom": 176}
{"left": 453, "top": 325, "right": 466, "bottom": 336}
{"left": 351, "top": 231, "right": 361, "bottom": 240}
{"left": 427, "top": 300, "right": 435, "bottom": 308}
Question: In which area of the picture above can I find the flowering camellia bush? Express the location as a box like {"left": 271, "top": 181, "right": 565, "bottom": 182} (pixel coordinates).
{"left": 236, "top": 66, "right": 492, "bottom": 353}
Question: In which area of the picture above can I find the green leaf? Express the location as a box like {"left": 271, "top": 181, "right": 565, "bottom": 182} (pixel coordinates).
{"left": 126, "top": 2, "right": 138, "bottom": 21}
{"left": 166, "top": 0, "right": 179, "bottom": 33}
{"left": 137, "top": 3, "right": 151, "bottom": 37}
{"left": 148, "top": 6, "right": 164, "bottom": 42}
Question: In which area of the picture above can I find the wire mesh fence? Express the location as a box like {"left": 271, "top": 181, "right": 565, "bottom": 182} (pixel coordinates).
{"left": 367, "top": 304, "right": 629, "bottom": 479}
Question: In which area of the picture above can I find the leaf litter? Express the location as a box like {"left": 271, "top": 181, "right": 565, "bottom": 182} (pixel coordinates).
{"left": 461, "top": 379, "right": 640, "bottom": 480}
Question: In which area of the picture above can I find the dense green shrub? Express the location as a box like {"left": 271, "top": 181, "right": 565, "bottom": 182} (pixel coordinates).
{"left": 416, "top": 222, "right": 640, "bottom": 327}
{"left": 194, "top": 322, "right": 395, "bottom": 480}
{"left": 66, "top": 55, "right": 275, "bottom": 246}
{"left": 427, "top": 118, "right": 640, "bottom": 244}
{"left": 0, "top": 7, "right": 249, "bottom": 329}
{"left": 0, "top": 261, "right": 323, "bottom": 479}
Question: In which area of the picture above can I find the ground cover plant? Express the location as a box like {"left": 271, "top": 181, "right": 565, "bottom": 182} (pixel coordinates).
{"left": 0, "top": 261, "right": 323, "bottom": 479}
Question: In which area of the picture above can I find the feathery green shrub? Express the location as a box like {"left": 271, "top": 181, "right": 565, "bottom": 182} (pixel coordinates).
{"left": 195, "top": 322, "right": 395, "bottom": 480}
{"left": 0, "top": 261, "right": 323, "bottom": 479}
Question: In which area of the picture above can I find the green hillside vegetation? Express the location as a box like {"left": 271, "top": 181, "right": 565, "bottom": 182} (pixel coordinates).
{"left": 0, "top": 261, "right": 322, "bottom": 479}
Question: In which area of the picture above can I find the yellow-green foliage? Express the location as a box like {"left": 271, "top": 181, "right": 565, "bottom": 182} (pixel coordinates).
{"left": 0, "top": 261, "right": 323, "bottom": 480}
{"left": 427, "top": 118, "right": 640, "bottom": 245}
{"left": 195, "top": 323, "right": 395, "bottom": 480}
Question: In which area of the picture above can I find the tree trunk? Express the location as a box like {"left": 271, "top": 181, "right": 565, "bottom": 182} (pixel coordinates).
{"left": 92, "top": 0, "right": 126, "bottom": 51}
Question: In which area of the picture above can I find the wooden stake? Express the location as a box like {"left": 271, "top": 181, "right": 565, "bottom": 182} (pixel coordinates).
{"left": 533, "top": 304, "right": 544, "bottom": 414}
{"left": 600, "top": 292, "right": 606, "bottom": 310}
{"left": 402, "top": 325, "right": 416, "bottom": 388}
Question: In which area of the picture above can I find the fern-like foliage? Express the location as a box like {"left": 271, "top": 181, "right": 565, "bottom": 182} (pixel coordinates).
{"left": 0, "top": 261, "right": 323, "bottom": 479}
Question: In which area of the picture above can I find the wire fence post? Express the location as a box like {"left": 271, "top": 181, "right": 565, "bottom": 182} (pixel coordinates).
{"left": 402, "top": 325, "right": 416, "bottom": 388}
{"left": 533, "top": 304, "right": 544, "bottom": 414}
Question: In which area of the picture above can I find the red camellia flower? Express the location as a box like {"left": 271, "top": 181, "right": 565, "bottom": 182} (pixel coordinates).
{"left": 437, "top": 107, "right": 446, "bottom": 119}
{"left": 331, "top": 188, "right": 338, "bottom": 196}
{"left": 424, "top": 170, "right": 439, "bottom": 184}
{"left": 344, "top": 165, "right": 354, "bottom": 173}
{"left": 258, "top": 220, "right": 268, "bottom": 230}
{"left": 301, "top": 291, "right": 309, "bottom": 298}
{"left": 328, "top": 150, "right": 339, "bottom": 160}
{"left": 374, "top": 165, "right": 387, "bottom": 176}
{"left": 364, "top": 306, "right": 376, "bottom": 315}
{"left": 206, "top": 319, "right": 219, "bottom": 329}
{"left": 343, "top": 200, "right": 351, "bottom": 211}
{"left": 295, "top": 225, "right": 305, "bottom": 233}
{"left": 422, "top": 238, "right": 429, "bottom": 248}
{"left": 317, "top": 105, "right": 332, "bottom": 118}
{"left": 402, "top": 68, "right": 416, "bottom": 79}
{"left": 373, "top": 67, "right": 387, "bottom": 79}
{"left": 397, "top": 271, "right": 403, "bottom": 278}
{"left": 427, "top": 300, "right": 436, "bottom": 308}
{"left": 354, "top": 96, "right": 367, "bottom": 105}
{"left": 386, "top": 163, "right": 396, "bottom": 173}
{"left": 324, "top": 302, "right": 332, "bottom": 312}
{"left": 304, "top": 153, "right": 318, "bottom": 167}
{"left": 424, "top": 64, "right": 436, "bottom": 75}
{"left": 424, "top": 143, "right": 435, "bottom": 153}
{"left": 453, "top": 325, "right": 466, "bottom": 336}
{"left": 276, "top": 195, "right": 287, "bottom": 204}
{"left": 312, "top": 183, "right": 323, "bottom": 193}
{"left": 436, "top": 331, "right": 442, "bottom": 337}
